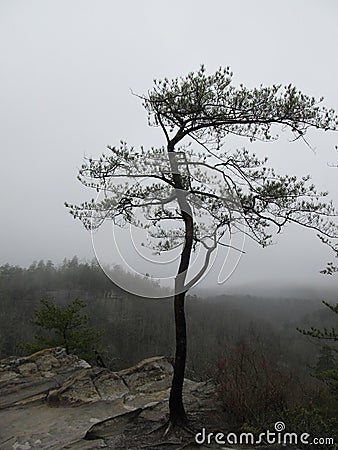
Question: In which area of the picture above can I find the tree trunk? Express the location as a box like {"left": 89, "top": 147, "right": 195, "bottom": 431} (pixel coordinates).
{"left": 169, "top": 290, "right": 187, "bottom": 425}
{"left": 167, "top": 141, "right": 193, "bottom": 426}
{"left": 168, "top": 208, "right": 192, "bottom": 425}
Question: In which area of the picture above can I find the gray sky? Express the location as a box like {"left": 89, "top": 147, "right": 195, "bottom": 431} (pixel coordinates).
{"left": 1, "top": 0, "right": 337, "bottom": 294}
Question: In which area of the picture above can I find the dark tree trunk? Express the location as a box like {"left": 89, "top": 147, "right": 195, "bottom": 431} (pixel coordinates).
{"left": 167, "top": 139, "right": 194, "bottom": 426}
{"left": 169, "top": 291, "right": 187, "bottom": 425}
{"left": 168, "top": 208, "right": 193, "bottom": 426}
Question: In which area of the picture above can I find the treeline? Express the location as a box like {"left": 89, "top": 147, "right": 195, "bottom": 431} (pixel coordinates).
{"left": 0, "top": 257, "right": 334, "bottom": 377}
{"left": 0, "top": 257, "right": 115, "bottom": 297}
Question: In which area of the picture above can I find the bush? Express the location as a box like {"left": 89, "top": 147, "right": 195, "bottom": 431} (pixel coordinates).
{"left": 214, "top": 342, "right": 294, "bottom": 427}
{"left": 214, "top": 341, "right": 337, "bottom": 449}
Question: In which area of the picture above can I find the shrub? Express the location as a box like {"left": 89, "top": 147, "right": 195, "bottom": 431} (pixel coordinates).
{"left": 214, "top": 342, "right": 294, "bottom": 427}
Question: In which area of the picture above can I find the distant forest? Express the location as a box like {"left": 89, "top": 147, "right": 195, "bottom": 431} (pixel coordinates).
{"left": 0, "top": 256, "right": 335, "bottom": 378}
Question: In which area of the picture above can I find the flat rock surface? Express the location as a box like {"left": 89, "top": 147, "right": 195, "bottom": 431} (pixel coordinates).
{"left": 0, "top": 349, "right": 226, "bottom": 450}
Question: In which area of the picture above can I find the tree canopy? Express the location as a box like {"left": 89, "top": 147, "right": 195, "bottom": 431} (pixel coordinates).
{"left": 143, "top": 66, "right": 337, "bottom": 143}
{"left": 67, "top": 67, "right": 337, "bottom": 293}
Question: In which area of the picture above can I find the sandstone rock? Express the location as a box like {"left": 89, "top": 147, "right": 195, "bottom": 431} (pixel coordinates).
{"left": 18, "top": 362, "right": 38, "bottom": 376}
{"left": 0, "top": 349, "right": 224, "bottom": 450}
{"left": 36, "top": 354, "right": 60, "bottom": 372}
{"left": 93, "top": 370, "right": 129, "bottom": 401}
{"left": 47, "top": 370, "right": 101, "bottom": 406}
{"left": 0, "top": 348, "right": 91, "bottom": 409}
{"left": 85, "top": 408, "right": 143, "bottom": 439}
{"left": 0, "top": 370, "right": 18, "bottom": 383}
{"left": 119, "top": 355, "right": 173, "bottom": 393}
{"left": 47, "top": 368, "right": 130, "bottom": 406}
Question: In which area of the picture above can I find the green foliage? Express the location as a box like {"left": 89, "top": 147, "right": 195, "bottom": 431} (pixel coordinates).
{"left": 27, "top": 298, "right": 104, "bottom": 362}
{"left": 297, "top": 301, "right": 338, "bottom": 343}
{"left": 279, "top": 407, "right": 337, "bottom": 450}
{"left": 314, "top": 346, "right": 338, "bottom": 401}
{"left": 298, "top": 301, "right": 338, "bottom": 397}
{"left": 144, "top": 65, "right": 337, "bottom": 143}
{"left": 319, "top": 236, "right": 338, "bottom": 275}
{"left": 239, "top": 423, "right": 261, "bottom": 436}
{"left": 316, "top": 366, "right": 338, "bottom": 399}
{"left": 315, "top": 346, "right": 336, "bottom": 372}
{"left": 296, "top": 298, "right": 338, "bottom": 446}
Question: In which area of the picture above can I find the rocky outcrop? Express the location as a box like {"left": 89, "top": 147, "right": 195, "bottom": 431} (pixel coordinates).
{"left": 0, "top": 347, "right": 91, "bottom": 409}
{"left": 0, "top": 349, "right": 221, "bottom": 449}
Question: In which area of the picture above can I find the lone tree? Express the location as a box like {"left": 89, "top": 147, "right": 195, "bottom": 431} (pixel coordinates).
{"left": 29, "top": 299, "right": 104, "bottom": 362}
{"left": 66, "top": 66, "right": 338, "bottom": 427}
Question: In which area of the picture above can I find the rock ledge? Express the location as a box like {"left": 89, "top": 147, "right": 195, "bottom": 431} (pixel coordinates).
{"left": 0, "top": 348, "right": 219, "bottom": 449}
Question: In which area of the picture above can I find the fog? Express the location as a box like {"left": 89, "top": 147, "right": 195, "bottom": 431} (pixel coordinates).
{"left": 0, "top": 0, "right": 337, "bottom": 295}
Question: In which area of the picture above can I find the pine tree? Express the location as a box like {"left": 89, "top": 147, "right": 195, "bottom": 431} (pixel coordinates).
{"left": 29, "top": 298, "right": 104, "bottom": 362}
{"left": 66, "top": 66, "right": 338, "bottom": 426}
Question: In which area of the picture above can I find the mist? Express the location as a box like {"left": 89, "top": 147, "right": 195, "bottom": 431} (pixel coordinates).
{"left": 0, "top": 1, "right": 337, "bottom": 295}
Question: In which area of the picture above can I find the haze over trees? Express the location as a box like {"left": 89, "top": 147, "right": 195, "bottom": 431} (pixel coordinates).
{"left": 66, "top": 66, "right": 338, "bottom": 427}
{"left": 0, "top": 257, "right": 337, "bottom": 445}
{"left": 0, "top": 257, "right": 334, "bottom": 369}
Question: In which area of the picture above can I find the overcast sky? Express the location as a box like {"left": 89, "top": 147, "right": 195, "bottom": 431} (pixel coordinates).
{"left": 1, "top": 0, "right": 337, "bottom": 295}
